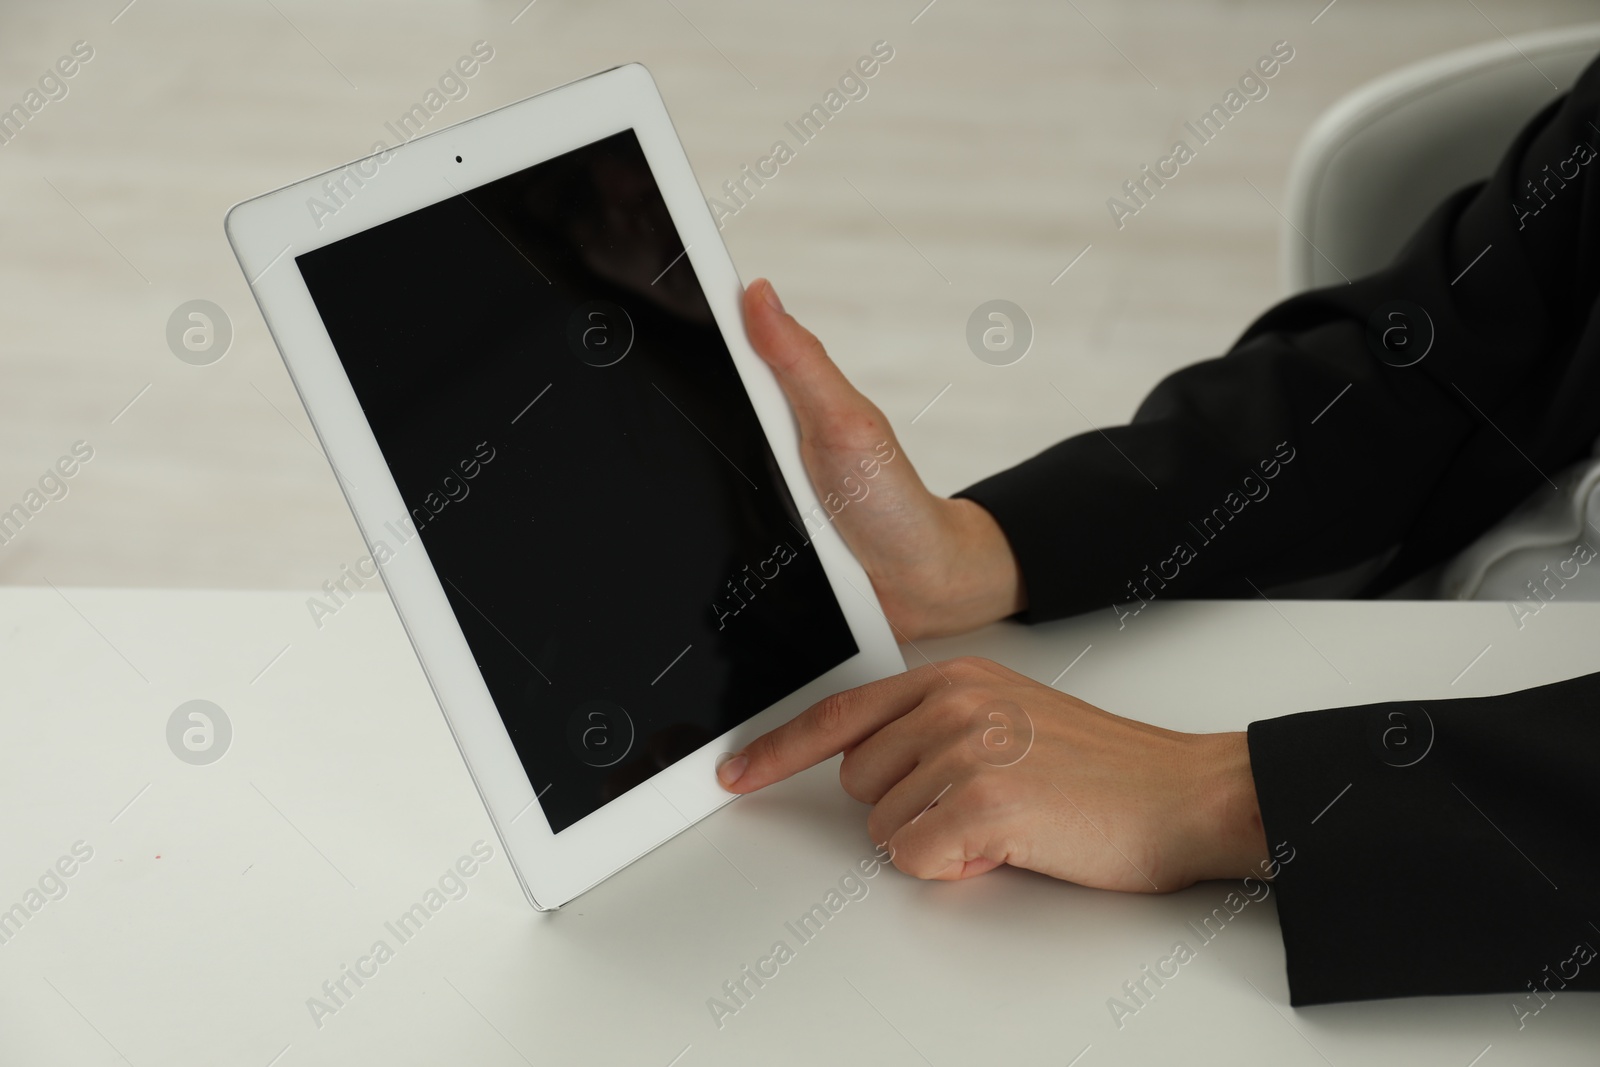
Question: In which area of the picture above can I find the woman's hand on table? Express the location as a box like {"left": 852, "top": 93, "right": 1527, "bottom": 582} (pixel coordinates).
{"left": 717, "top": 657, "right": 1270, "bottom": 892}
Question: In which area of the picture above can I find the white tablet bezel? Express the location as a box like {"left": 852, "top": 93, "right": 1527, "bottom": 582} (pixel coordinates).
{"left": 226, "top": 64, "right": 905, "bottom": 911}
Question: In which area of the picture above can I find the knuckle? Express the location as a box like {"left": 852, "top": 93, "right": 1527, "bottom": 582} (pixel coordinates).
{"left": 926, "top": 691, "right": 972, "bottom": 733}
{"left": 960, "top": 774, "right": 1009, "bottom": 815}
{"left": 809, "top": 689, "right": 852, "bottom": 738}
{"left": 798, "top": 324, "right": 829, "bottom": 361}
{"left": 893, "top": 843, "right": 944, "bottom": 881}
{"left": 941, "top": 656, "right": 992, "bottom": 683}
{"left": 926, "top": 681, "right": 991, "bottom": 730}
{"left": 838, "top": 748, "right": 874, "bottom": 802}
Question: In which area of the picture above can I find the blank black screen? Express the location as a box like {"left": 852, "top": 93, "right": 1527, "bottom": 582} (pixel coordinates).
{"left": 296, "top": 129, "right": 857, "bottom": 834}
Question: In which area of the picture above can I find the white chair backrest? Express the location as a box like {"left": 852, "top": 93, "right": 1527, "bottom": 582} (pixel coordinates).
{"left": 1282, "top": 25, "right": 1600, "bottom": 294}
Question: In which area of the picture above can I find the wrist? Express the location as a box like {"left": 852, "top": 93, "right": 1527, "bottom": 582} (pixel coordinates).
{"left": 1185, "top": 731, "right": 1269, "bottom": 883}
{"left": 912, "top": 497, "right": 1025, "bottom": 638}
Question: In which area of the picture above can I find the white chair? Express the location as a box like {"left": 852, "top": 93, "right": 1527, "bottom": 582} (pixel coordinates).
{"left": 1280, "top": 25, "right": 1600, "bottom": 602}
{"left": 1282, "top": 24, "right": 1600, "bottom": 291}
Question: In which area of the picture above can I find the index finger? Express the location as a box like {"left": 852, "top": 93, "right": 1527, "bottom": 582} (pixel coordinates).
{"left": 716, "top": 663, "right": 947, "bottom": 794}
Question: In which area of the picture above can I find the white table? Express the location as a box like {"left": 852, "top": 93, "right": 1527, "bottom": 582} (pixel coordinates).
{"left": 0, "top": 587, "right": 1594, "bottom": 1065}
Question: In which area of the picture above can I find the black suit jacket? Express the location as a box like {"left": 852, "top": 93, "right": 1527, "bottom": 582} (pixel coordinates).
{"left": 956, "top": 51, "right": 1600, "bottom": 1007}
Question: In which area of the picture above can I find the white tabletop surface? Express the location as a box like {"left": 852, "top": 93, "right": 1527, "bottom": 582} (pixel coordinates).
{"left": 0, "top": 586, "right": 1594, "bottom": 1066}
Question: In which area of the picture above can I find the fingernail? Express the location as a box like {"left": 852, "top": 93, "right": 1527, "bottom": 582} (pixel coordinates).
{"left": 762, "top": 279, "right": 784, "bottom": 313}
{"left": 717, "top": 753, "right": 748, "bottom": 787}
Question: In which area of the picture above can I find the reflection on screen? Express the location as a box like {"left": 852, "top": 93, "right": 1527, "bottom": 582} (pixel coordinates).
{"left": 296, "top": 129, "right": 858, "bottom": 834}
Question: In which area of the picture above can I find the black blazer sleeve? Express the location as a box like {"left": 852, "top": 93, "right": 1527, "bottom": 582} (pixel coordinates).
{"left": 953, "top": 54, "right": 1600, "bottom": 1005}
{"left": 1250, "top": 672, "right": 1600, "bottom": 1007}
{"left": 956, "top": 54, "right": 1600, "bottom": 622}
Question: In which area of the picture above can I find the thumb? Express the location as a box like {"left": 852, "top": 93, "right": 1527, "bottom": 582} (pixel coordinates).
{"left": 742, "top": 278, "right": 870, "bottom": 430}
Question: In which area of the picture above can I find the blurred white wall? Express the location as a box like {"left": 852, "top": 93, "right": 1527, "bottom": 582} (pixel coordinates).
{"left": 0, "top": 0, "right": 1591, "bottom": 589}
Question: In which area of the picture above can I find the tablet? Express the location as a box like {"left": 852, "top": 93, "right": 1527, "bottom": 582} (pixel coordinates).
{"left": 225, "top": 63, "right": 905, "bottom": 910}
